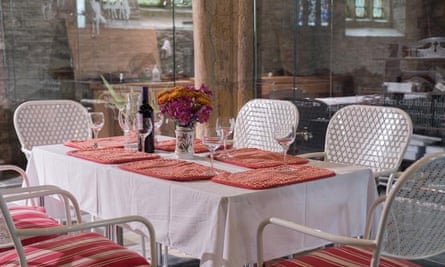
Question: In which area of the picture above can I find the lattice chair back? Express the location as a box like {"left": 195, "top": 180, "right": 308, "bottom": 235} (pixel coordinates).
{"left": 14, "top": 100, "right": 91, "bottom": 159}
{"left": 233, "top": 99, "right": 299, "bottom": 152}
{"left": 324, "top": 105, "right": 412, "bottom": 176}
{"left": 375, "top": 152, "right": 445, "bottom": 263}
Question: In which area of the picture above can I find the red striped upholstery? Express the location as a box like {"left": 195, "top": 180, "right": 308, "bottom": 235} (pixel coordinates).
{"left": 0, "top": 206, "right": 60, "bottom": 252}
{"left": 267, "top": 246, "right": 420, "bottom": 267}
{"left": 0, "top": 232, "right": 151, "bottom": 266}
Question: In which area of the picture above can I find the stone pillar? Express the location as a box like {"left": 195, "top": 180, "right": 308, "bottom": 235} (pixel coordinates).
{"left": 193, "top": 0, "right": 254, "bottom": 122}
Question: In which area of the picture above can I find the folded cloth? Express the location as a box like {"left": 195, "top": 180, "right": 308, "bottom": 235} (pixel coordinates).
{"left": 67, "top": 147, "right": 160, "bottom": 164}
{"left": 155, "top": 139, "right": 210, "bottom": 153}
{"left": 119, "top": 158, "right": 226, "bottom": 181}
{"left": 213, "top": 148, "right": 308, "bottom": 168}
{"left": 64, "top": 136, "right": 135, "bottom": 150}
{"left": 211, "top": 165, "right": 336, "bottom": 190}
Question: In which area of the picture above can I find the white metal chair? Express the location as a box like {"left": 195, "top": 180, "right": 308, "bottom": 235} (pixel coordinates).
{"left": 299, "top": 104, "right": 413, "bottom": 186}
{"left": 0, "top": 183, "right": 158, "bottom": 267}
{"left": 13, "top": 100, "right": 91, "bottom": 159}
{"left": 233, "top": 98, "right": 299, "bottom": 152}
{"left": 257, "top": 152, "right": 445, "bottom": 267}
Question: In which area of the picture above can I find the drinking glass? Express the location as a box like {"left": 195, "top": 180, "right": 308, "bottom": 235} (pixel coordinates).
{"left": 88, "top": 112, "right": 105, "bottom": 148}
{"left": 273, "top": 124, "right": 296, "bottom": 162}
{"left": 201, "top": 126, "right": 223, "bottom": 174}
{"left": 153, "top": 111, "right": 164, "bottom": 143}
{"left": 137, "top": 117, "right": 153, "bottom": 153}
{"left": 216, "top": 116, "right": 235, "bottom": 150}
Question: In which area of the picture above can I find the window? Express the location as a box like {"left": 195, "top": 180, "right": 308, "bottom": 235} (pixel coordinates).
{"left": 297, "top": 0, "right": 331, "bottom": 27}
{"left": 346, "top": 0, "right": 391, "bottom": 27}
{"left": 137, "top": 0, "right": 192, "bottom": 8}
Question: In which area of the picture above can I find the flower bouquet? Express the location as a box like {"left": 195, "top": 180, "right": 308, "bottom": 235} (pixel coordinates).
{"left": 157, "top": 84, "right": 212, "bottom": 128}
{"left": 157, "top": 84, "right": 213, "bottom": 158}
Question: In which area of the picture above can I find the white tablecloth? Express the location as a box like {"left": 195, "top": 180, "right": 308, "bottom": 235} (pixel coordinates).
{"left": 26, "top": 144, "right": 377, "bottom": 267}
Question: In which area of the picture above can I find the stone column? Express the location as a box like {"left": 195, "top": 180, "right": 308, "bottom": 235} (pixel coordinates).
{"left": 193, "top": 0, "right": 254, "bottom": 121}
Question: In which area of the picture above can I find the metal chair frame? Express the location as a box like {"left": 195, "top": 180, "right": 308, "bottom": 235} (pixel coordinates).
{"left": 257, "top": 152, "right": 445, "bottom": 267}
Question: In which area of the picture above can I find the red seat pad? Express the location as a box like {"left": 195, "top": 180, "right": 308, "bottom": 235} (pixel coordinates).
{"left": 267, "top": 246, "right": 420, "bottom": 267}
{"left": 0, "top": 232, "right": 150, "bottom": 266}
{"left": 0, "top": 206, "right": 60, "bottom": 252}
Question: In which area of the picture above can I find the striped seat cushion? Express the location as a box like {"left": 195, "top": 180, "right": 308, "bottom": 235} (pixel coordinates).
{"left": 268, "top": 246, "right": 420, "bottom": 267}
{"left": 0, "top": 232, "right": 151, "bottom": 266}
{"left": 0, "top": 206, "right": 60, "bottom": 252}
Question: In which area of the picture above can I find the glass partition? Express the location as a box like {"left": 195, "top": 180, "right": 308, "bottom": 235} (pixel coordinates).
{"left": 254, "top": 0, "right": 445, "bottom": 154}
{"left": 2, "top": 0, "right": 194, "bottom": 104}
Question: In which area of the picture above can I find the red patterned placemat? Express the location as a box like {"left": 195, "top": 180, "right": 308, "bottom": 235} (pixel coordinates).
{"left": 155, "top": 139, "right": 209, "bottom": 153}
{"left": 213, "top": 148, "right": 309, "bottom": 169}
{"left": 67, "top": 147, "right": 160, "bottom": 164}
{"left": 211, "top": 165, "right": 336, "bottom": 189}
{"left": 64, "top": 136, "right": 135, "bottom": 150}
{"left": 119, "top": 158, "right": 227, "bottom": 181}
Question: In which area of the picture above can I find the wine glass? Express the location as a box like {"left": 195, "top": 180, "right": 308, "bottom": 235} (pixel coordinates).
{"left": 216, "top": 116, "right": 235, "bottom": 150}
{"left": 201, "top": 126, "right": 223, "bottom": 174}
{"left": 153, "top": 111, "right": 164, "bottom": 143}
{"left": 88, "top": 112, "right": 105, "bottom": 148}
{"left": 137, "top": 117, "right": 153, "bottom": 153}
{"left": 273, "top": 124, "right": 296, "bottom": 162}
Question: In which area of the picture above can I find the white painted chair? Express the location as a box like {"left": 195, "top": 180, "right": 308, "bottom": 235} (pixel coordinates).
{"left": 299, "top": 104, "right": 413, "bottom": 187}
{"left": 13, "top": 100, "right": 91, "bottom": 159}
{"left": 233, "top": 99, "right": 299, "bottom": 153}
{"left": 257, "top": 152, "right": 445, "bottom": 267}
{"left": 0, "top": 182, "right": 158, "bottom": 266}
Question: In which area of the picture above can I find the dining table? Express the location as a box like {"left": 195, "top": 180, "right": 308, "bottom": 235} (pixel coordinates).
{"left": 25, "top": 139, "right": 378, "bottom": 267}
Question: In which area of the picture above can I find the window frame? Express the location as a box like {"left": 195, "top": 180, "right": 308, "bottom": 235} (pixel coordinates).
{"left": 345, "top": 0, "right": 392, "bottom": 28}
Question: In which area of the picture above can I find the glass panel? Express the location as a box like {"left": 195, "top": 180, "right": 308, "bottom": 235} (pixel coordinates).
{"left": 2, "top": 0, "right": 193, "bottom": 104}
{"left": 307, "top": 0, "right": 316, "bottom": 26}
{"left": 320, "top": 0, "right": 330, "bottom": 26}
{"left": 255, "top": 0, "right": 332, "bottom": 99}
{"left": 355, "top": 0, "right": 367, "bottom": 18}
{"left": 255, "top": 0, "right": 445, "bottom": 155}
{"left": 372, "top": 0, "right": 384, "bottom": 18}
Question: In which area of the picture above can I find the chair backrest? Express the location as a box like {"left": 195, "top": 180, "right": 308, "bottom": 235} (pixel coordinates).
{"left": 374, "top": 152, "right": 445, "bottom": 264}
{"left": 233, "top": 99, "right": 299, "bottom": 152}
{"left": 14, "top": 100, "right": 91, "bottom": 159}
{"left": 324, "top": 104, "right": 412, "bottom": 176}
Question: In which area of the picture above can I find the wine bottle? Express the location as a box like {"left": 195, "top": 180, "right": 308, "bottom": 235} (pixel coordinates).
{"left": 138, "top": 86, "right": 155, "bottom": 153}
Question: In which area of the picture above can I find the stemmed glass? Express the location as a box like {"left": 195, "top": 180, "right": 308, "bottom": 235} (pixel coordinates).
{"left": 216, "top": 116, "right": 235, "bottom": 150}
{"left": 88, "top": 112, "right": 105, "bottom": 148}
{"left": 273, "top": 124, "right": 296, "bottom": 162}
{"left": 137, "top": 117, "right": 153, "bottom": 153}
{"left": 153, "top": 111, "right": 164, "bottom": 143}
{"left": 201, "top": 126, "right": 223, "bottom": 175}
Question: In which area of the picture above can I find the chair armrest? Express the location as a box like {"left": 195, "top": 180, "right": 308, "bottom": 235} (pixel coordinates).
{"left": 364, "top": 195, "right": 386, "bottom": 239}
{"left": 0, "top": 164, "right": 29, "bottom": 187}
{"left": 257, "top": 216, "right": 377, "bottom": 266}
{"left": 16, "top": 215, "right": 158, "bottom": 267}
{"left": 2, "top": 185, "right": 82, "bottom": 225}
{"left": 373, "top": 168, "right": 399, "bottom": 178}
{"left": 298, "top": 151, "right": 326, "bottom": 160}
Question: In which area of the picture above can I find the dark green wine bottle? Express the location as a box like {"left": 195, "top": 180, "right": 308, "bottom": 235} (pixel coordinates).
{"left": 138, "top": 86, "right": 155, "bottom": 153}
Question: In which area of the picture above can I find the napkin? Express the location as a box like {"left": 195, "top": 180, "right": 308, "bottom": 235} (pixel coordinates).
{"left": 64, "top": 136, "right": 135, "bottom": 150}
{"left": 155, "top": 139, "right": 210, "bottom": 153}
{"left": 212, "top": 165, "right": 336, "bottom": 189}
{"left": 67, "top": 147, "right": 160, "bottom": 164}
{"left": 119, "top": 158, "right": 226, "bottom": 181}
{"left": 213, "top": 148, "right": 309, "bottom": 168}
